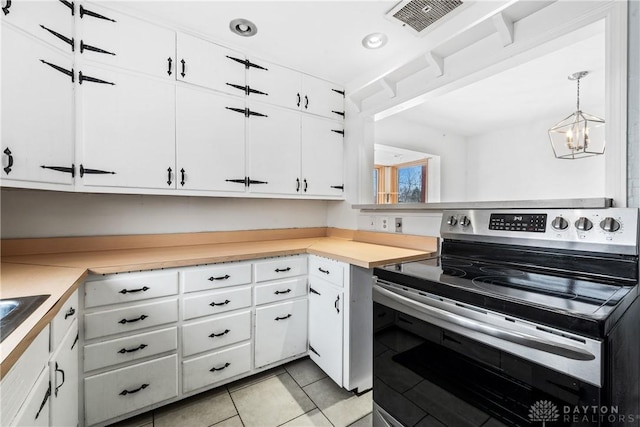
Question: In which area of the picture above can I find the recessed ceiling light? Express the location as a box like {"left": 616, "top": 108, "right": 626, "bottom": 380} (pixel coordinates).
{"left": 230, "top": 18, "right": 257, "bottom": 37}
{"left": 362, "top": 32, "right": 388, "bottom": 49}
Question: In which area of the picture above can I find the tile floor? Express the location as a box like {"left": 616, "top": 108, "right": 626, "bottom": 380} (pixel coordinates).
{"left": 109, "top": 357, "right": 372, "bottom": 427}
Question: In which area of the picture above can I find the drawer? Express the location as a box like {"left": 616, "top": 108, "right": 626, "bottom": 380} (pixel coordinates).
{"left": 309, "top": 256, "right": 345, "bottom": 288}
{"left": 1, "top": 326, "right": 49, "bottom": 427}
{"left": 182, "top": 343, "right": 251, "bottom": 393}
{"left": 11, "top": 366, "right": 49, "bottom": 427}
{"left": 51, "top": 289, "right": 78, "bottom": 351}
{"left": 84, "top": 355, "right": 178, "bottom": 426}
{"left": 182, "top": 263, "right": 252, "bottom": 293}
{"left": 85, "top": 271, "right": 179, "bottom": 308}
{"left": 183, "top": 286, "right": 251, "bottom": 321}
{"left": 255, "top": 256, "right": 307, "bottom": 282}
{"left": 84, "top": 299, "right": 178, "bottom": 340}
{"left": 255, "top": 299, "right": 308, "bottom": 368}
{"left": 182, "top": 310, "right": 251, "bottom": 357}
{"left": 255, "top": 277, "right": 308, "bottom": 305}
{"left": 84, "top": 327, "right": 178, "bottom": 372}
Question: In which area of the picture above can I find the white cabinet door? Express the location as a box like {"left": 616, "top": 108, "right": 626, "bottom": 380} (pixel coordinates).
{"left": 1, "top": 25, "right": 75, "bottom": 186}
{"left": 255, "top": 299, "right": 308, "bottom": 368}
{"left": 176, "top": 32, "right": 245, "bottom": 94}
{"left": 246, "top": 59, "right": 301, "bottom": 109}
{"left": 301, "top": 75, "right": 345, "bottom": 120}
{"left": 1, "top": 0, "right": 74, "bottom": 52}
{"left": 246, "top": 102, "right": 300, "bottom": 195}
{"left": 301, "top": 116, "right": 344, "bottom": 197}
{"left": 78, "top": 4, "right": 175, "bottom": 80}
{"left": 50, "top": 320, "right": 79, "bottom": 427}
{"left": 11, "top": 367, "right": 50, "bottom": 427}
{"left": 308, "top": 278, "right": 343, "bottom": 386}
{"left": 176, "top": 86, "right": 246, "bottom": 192}
{"left": 79, "top": 64, "right": 176, "bottom": 189}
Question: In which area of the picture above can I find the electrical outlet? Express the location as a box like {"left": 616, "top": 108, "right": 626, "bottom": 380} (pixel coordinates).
{"left": 376, "top": 216, "right": 393, "bottom": 232}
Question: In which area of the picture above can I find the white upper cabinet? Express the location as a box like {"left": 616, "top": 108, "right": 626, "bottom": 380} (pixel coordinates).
{"left": 301, "top": 74, "right": 345, "bottom": 120}
{"left": 1, "top": 25, "right": 75, "bottom": 186}
{"left": 79, "top": 64, "right": 176, "bottom": 189}
{"left": 301, "top": 116, "right": 344, "bottom": 197}
{"left": 176, "top": 87, "right": 246, "bottom": 192}
{"left": 246, "top": 59, "right": 302, "bottom": 109}
{"left": 78, "top": 3, "right": 175, "bottom": 80}
{"left": 1, "top": 0, "right": 74, "bottom": 52}
{"left": 176, "top": 32, "right": 246, "bottom": 94}
{"left": 246, "top": 102, "right": 301, "bottom": 195}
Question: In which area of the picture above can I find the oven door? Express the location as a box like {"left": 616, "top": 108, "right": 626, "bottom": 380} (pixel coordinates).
{"left": 372, "top": 282, "right": 603, "bottom": 427}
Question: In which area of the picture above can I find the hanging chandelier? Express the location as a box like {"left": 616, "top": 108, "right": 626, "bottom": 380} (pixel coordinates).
{"left": 548, "top": 71, "right": 605, "bottom": 159}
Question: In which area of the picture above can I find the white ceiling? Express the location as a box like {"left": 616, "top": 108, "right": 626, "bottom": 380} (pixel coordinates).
{"left": 374, "top": 144, "right": 431, "bottom": 165}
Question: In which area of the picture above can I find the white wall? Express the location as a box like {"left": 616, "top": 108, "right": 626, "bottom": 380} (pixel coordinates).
{"left": 0, "top": 189, "right": 329, "bottom": 238}
{"left": 465, "top": 114, "right": 606, "bottom": 202}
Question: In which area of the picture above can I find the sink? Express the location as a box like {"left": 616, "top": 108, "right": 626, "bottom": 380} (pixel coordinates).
{"left": 0, "top": 295, "right": 49, "bottom": 343}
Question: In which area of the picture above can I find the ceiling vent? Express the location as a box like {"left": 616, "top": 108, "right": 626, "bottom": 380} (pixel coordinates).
{"left": 386, "top": 0, "right": 464, "bottom": 35}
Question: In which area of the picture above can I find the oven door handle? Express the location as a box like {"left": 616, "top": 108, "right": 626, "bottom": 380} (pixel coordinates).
{"left": 373, "top": 285, "right": 596, "bottom": 361}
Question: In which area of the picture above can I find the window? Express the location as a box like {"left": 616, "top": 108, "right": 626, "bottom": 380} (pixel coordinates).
{"left": 374, "top": 160, "right": 428, "bottom": 204}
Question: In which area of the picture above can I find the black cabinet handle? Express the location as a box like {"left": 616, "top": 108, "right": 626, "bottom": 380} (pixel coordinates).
{"left": 79, "top": 5, "right": 115, "bottom": 21}
{"left": 2, "top": 0, "right": 11, "bottom": 15}
{"left": 247, "top": 86, "right": 268, "bottom": 96}
{"left": 119, "top": 384, "right": 149, "bottom": 396}
{"left": 40, "top": 165, "right": 75, "bottom": 177}
{"left": 40, "top": 60, "right": 74, "bottom": 82}
{"left": 297, "top": 93, "right": 301, "bottom": 107}
{"left": 331, "top": 129, "right": 345, "bottom": 136}
{"left": 40, "top": 25, "right": 74, "bottom": 51}
{"left": 180, "top": 168, "right": 186, "bottom": 186}
{"left": 275, "top": 314, "right": 292, "bottom": 321}
{"left": 119, "top": 286, "right": 149, "bottom": 294}
{"left": 180, "top": 59, "right": 186, "bottom": 77}
{"left": 3, "top": 148, "right": 13, "bottom": 175}
{"left": 80, "top": 165, "right": 116, "bottom": 177}
{"left": 35, "top": 382, "right": 51, "bottom": 420}
{"left": 209, "top": 299, "right": 230, "bottom": 307}
{"left": 208, "top": 275, "right": 230, "bottom": 281}
{"left": 59, "top": 0, "right": 74, "bottom": 15}
{"left": 226, "top": 83, "right": 247, "bottom": 94}
{"left": 210, "top": 362, "right": 230, "bottom": 372}
{"left": 71, "top": 332, "right": 79, "bottom": 350}
{"left": 303, "top": 179, "right": 308, "bottom": 192}
{"left": 331, "top": 185, "right": 344, "bottom": 191}
{"left": 318, "top": 267, "right": 330, "bottom": 275}
{"left": 274, "top": 289, "right": 291, "bottom": 295}
{"left": 167, "top": 167, "right": 172, "bottom": 186}
{"left": 209, "top": 329, "right": 230, "bottom": 338}
{"left": 54, "top": 363, "right": 65, "bottom": 397}
{"left": 80, "top": 40, "right": 115, "bottom": 56}
{"left": 275, "top": 267, "right": 291, "bottom": 273}
{"left": 78, "top": 71, "right": 114, "bottom": 85}
{"left": 118, "top": 314, "right": 148, "bottom": 324}
{"left": 332, "top": 88, "right": 346, "bottom": 97}
{"left": 247, "top": 109, "right": 268, "bottom": 118}
{"left": 248, "top": 178, "right": 268, "bottom": 185}
{"left": 304, "top": 95, "right": 309, "bottom": 109}
{"left": 167, "top": 57, "right": 172, "bottom": 75}
{"left": 118, "top": 344, "right": 147, "bottom": 354}
{"left": 332, "top": 110, "right": 345, "bottom": 117}
{"left": 296, "top": 178, "right": 300, "bottom": 192}
{"left": 310, "top": 287, "right": 320, "bottom": 296}
{"left": 64, "top": 307, "right": 75, "bottom": 319}
{"left": 226, "top": 106, "right": 247, "bottom": 116}
{"left": 335, "top": 295, "right": 340, "bottom": 313}
{"left": 226, "top": 178, "right": 247, "bottom": 185}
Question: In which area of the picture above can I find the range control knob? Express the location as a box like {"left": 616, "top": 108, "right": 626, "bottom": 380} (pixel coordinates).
{"left": 460, "top": 216, "right": 471, "bottom": 227}
{"left": 600, "top": 217, "right": 621, "bottom": 233}
{"left": 575, "top": 217, "right": 593, "bottom": 231}
{"left": 551, "top": 216, "right": 569, "bottom": 231}
{"left": 447, "top": 216, "right": 458, "bottom": 226}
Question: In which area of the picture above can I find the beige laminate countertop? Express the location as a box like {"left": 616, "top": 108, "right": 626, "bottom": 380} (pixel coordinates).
{"left": 0, "top": 235, "right": 434, "bottom": 378}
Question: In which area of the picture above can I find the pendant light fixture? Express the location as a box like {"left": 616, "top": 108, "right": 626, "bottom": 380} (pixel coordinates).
{"left": 548, "top": 71, "right": 605, "bottom": 159}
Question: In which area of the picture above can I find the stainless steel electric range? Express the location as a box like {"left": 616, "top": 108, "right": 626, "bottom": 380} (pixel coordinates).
{"left": 372, "top": 209, "right": 640, "bottom": 427}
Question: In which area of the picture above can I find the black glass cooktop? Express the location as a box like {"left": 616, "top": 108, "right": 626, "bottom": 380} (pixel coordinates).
{"left": 375, "top": 256, "right": 638, "bottom": 338}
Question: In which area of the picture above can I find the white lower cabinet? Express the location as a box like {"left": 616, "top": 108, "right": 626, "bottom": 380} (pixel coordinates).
{"left": 84, "top": 355, "right": 178, "bottom": 426}
{"left": 11, "top": 366, "right": 50, "bottom": 427}
{"left": 182, "top": 343, "right": 251, "bottom": 393}
{"left": 182, "top": 286, "right": 252, "bottom": 320}
{"left": 50, "top": 319, "right": 79, "bottom": 427}
{"left": 255, "top": 299, "right": 308, "bottom": 368}
{"left": 182, "top": 310, "right": 251, "bottom": 357}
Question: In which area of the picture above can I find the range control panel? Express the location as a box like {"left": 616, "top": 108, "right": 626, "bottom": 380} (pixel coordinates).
{"left": 441, "top": 208, "right": 639, "bottom": 255}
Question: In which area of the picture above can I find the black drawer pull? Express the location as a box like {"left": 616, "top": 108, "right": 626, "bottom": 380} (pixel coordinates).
{"left": 210, "top": 362, "right": 230, "bottom": 372}
{"left": 3, "top": 148, "right": 13, "bottom": 174}
{"left": 167, "top": 57, "right": 173, "bottom": 75}
{"left": 303, "top": 179, "right": 308, "bottom": 192}
{"left": 64, "top": 307, "right": 75, "bottom": 319}
{"left": 2, "top": 0, "right": 11, "bottom": 15}
{"left": 274, "top": 289, "right": 291, "bottom": 295}
{"left": 209, "top": 299, "right": 230, "bottom": 307}
{"left": 296, "top": 93, "right": 301, "bottom": 107}
{"left": 335, "top": 295, "right": 340, "bottom": 313}
{"left": 167, "top": 167, "right": 172, "bottom": 186}
{"left": 180, "top": 59, "right": 186, "bottom": 77}
{"left": 275, "top": 267, "right": 291, "bottom": 273}
{"left": 208, "top": 275, "right": 230, "bottom": 281}
{"left": 318, "top": 267, "right": 330, "bottom": 275}
{"left": 119, "top": 384, "right": 149, "bottom": 396}
{"left": 54, "top": 362, "right": 65, "bottom": 397}
{"left": 296, "top": 178, "right": 300, "bottom": 192}
{"left": 275, "top": 314, "right": 292, "bottom": 321}
{"left": 118, "top": 344, "right": 147, "bottom": 354}
{"left": 209, "top": 329, "right": 230, "bottom": 338}
{"left": 35, "top": 382, "right": 51, "bottom": 420}
{"left": 118, "top": 314, "right": 148, "bottom": 324}
{"left": 119, "top": 286, "right": 149, "bottom": 294}
{"left": 180, "top": 168, "right": 186, "bottom": 186}
{"left": 304, "top": 95, "right": 309, "bottom": 109}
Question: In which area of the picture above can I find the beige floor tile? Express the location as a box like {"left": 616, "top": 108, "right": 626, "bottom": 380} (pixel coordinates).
{"left": 227, "top": 366, "right": 286, "bottom": 392}
{"left": 280, "top": 408, "right": 333, "bottom": 427}
{"left": 212, "top": 415, "right": 245, "bottom": 427}
{"left": 320, "top": 389, "right": 372, "bottom": 427}
{"left": 107, "top": 412, "right": 153, "bottom": 427}
{"left": 284, "top": 357, "right": 328, "bottom": 387}
{"left": 348, "top": 413, "right": 372, "bottom": 427}
{"left": 302, "top": 376, "right": 354, "bottom": 410}
{"left": 154, "top": 386, "right": 237, "bottom": 427}
{"left": 231, "top": 373, "right": 315, "bottom": 427}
